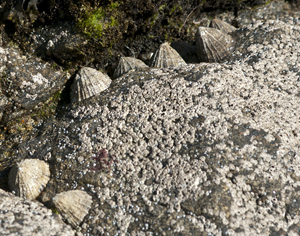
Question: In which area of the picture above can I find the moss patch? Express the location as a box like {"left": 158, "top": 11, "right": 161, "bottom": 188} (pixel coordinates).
{"left": 76, "top": 2, "right": 124, "bottom": 47}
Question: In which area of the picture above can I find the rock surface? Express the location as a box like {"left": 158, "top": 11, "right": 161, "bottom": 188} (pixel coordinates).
{"left": 0, "top": 189, "right": 74, "bottom": 236}
{"left": 1, "top": 1, "right": 300, "bottom": 235}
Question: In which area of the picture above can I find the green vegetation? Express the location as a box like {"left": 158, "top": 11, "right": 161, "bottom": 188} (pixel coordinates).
{"left": 77, "top": 8, "right": 106, "bottom": 38}
{"left": 77, "top": 2, "right": 120, "bottom": 39}
{"left": 36, "top": 91, "right": 62, "bottom": 119}
{"left": 150, "top": 4, "right": 167, "bottom": 26}
{"left": 169, "top": 4, "right": 182, "bottom": 15}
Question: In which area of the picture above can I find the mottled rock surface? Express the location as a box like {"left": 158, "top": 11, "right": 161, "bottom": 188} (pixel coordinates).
{"left": 0, "top": 189, "right": 74, "bottom": 236}
{"left": 1, "top": 1, "right": 300, "bottom": 235}
{"left": 2, "top": 48, "right": 68, "bottom": 110}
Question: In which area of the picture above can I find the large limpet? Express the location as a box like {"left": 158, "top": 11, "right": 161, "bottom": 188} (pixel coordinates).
{"left": 8, "top": 159, "right": 50, "bottom": 200}
{"left": 70, "top": 67, "right": 111, "bottom": 103}
{"left": 149, "top": 42, "right": 187, "bottom": 68}
{"left": 52, "top": 190, "right": 93, "bottom": 227}
{"left": 195, "top": 27, "right": 235, "bottom": 62}
{"left": 113, "top": 57, "right": 148, "bottom": 79}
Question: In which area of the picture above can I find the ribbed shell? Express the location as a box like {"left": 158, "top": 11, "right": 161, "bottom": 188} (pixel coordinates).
{"left": 210, "top": 19, "right": 237, "bottom": 34}
{"left": 195, "top": 27, "right": 235, "bottom": 62}
{"left": 52, "top": 190, "right": 92, "bottom": 227}
{"left": 8, "top": 159, "right": 50, "bottom": 200}
{"left": 113, "top": 57, "right": 148, "bottom": 79}
{"left": 149, "top": 42, "right": 187, "bottom": 68}
{"left": 70, "top": 67, "right": 111, "bottom": 103}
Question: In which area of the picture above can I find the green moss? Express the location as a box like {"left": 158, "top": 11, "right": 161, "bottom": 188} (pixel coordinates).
{"left": 76, "top": 1, "right": 122, "bottom": 48}
{"left": 78, "top": 8, "right": 106, "bottom": 38}
{"left": 164, "top": 33, "right": 168, "bottom": 41}
{"left": 150, "top": 3, "right": 167, "bottom": 26}
{"left": 169, "top": 4, "right": 182, "bottom": 15}
{"left": 110, "top": 16, "right": 118, "bottom": 27}
{"left": 110, "top": 2, "right": 120, "bottom": 9}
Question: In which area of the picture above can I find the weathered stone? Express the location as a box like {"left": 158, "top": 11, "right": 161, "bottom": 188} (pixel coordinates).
{"left": 0, "top": 189, "right": 74, "bottom": 236}
{"left": 1, "top": 1, "right": 300, "bottom": 235}
{"left": 1, "top": 46, "right": 69, "bottom": 112}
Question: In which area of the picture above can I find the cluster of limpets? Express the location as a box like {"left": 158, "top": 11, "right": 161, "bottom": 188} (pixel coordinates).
{"left": 69, "top": 18, "right": 236, "bottom": 103}
{"left": 8, "top": 159, "right": 92, "bottom": 227}
{"left": 7, "top": 18, "right": 235, "bottom": 228}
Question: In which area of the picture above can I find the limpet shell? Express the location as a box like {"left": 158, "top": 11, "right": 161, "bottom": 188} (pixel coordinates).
{"left": 195, "top": 27, "right": 235, "bottom": 62}
{"left": 113, "top": 57, "right": 148, "bottom": 79}
{"left": 210, "top": 18, "right": 237, "bottom": 34}
{"left": 8, "top": 159, "right": 50, "bottom": 200}
{"left": 149, "top": 42, "right": 187, "bottom": 68}
{"left": 70, "top": 67, "right": 111, "bottom": 103}
{"left": 52, "top": 190, "right": 92, "bottom": 227}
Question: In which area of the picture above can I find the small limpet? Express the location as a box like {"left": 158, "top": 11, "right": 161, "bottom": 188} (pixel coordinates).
{"left": 8, "top": 159, "right": 50, "bottom": 200}
{"left": 52, "top": 190, "right": 93, "bottom": 227}
{"left": 149, "top": 42, "right": 187, "bottom": 68}
{"left": 113, "top": 57, "right": 148, "bottom": 79}
{"left": 195, "top": 27, "right": 235, "bottom": 62}
{"left": 210, "top": 18, "right": 237, "bottom": 34}
{"left": 70, "top": 67, "right": 111, "bottom": 103}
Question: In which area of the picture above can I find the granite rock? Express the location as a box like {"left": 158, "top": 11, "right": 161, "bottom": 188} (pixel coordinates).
{"left": 0, "top": 189, "right": 74, "bottom": 236}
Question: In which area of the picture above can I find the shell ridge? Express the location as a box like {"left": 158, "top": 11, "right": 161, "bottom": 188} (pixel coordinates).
{"left": 8, "top": 159, "right": 50, "bottom": 200}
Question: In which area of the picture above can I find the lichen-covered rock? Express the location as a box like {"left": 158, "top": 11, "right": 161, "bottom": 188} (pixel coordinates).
{"left": 3, "top": 13, "right": 300, "bottom": 235}
{"left": 22, "top": 22, "right": 87, "bottom": 66}
{"left": 2, "top": 46, "right": 69, "bottom": 110}
{"left": 1, "top": 2, "right": 299, "bottom": 236}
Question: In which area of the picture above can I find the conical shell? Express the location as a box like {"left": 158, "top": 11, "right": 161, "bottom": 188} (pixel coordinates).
{"left": 70, "top": 67, "right": 111, "bottom": 103}
{"left": 195, "top": 27, "right": 235, "bottom": 62}
{"left": 210, "top": 19, "right": 237, "bottom": 34}
{"left": 149, "top": 42, "right": 187, "bottom": 68}
{"left": 53, "top": 190, "right": 92, "bottom": 227}
{"left": 113, "top": 57, "right": 148, "bottom": 79}
{"left": 8, "top": 159, "right": 50, "bottom": 200}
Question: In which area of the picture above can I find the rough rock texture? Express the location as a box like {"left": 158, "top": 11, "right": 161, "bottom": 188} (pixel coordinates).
{"left": 1, "top": 47, "right": 69, "bottom": 110}
{"left": 1, "top": 11, "right": 300, "bottom": 235}
{"left": 1, "top": 1, "right": 300, "bottom": 235}
{"left": 21, "top": 22, "right": 87, "bottom": 67}
{"left": 0, "top": 189, "right": 74, "bottom": 236}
